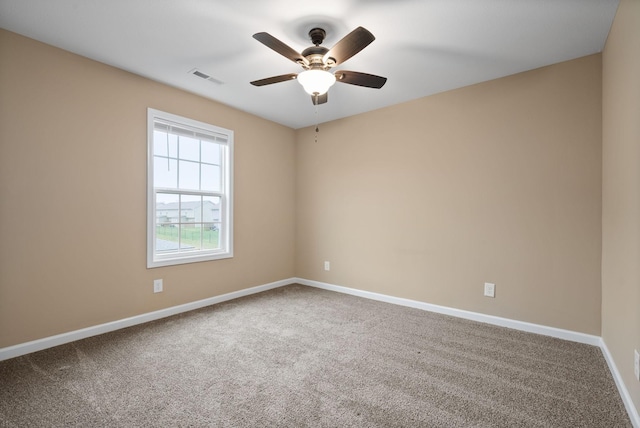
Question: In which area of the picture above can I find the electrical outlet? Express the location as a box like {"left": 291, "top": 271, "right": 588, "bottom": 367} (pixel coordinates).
{"left": 153, "top": 279, "right": 163, "bottom": 293}
{"left": 484, "top": 282, "right": 495, "bottom": 298}
{"left": 634, "top": 349, "right": 639, "bottom": 381}
{"left": 324, "top": 261, "right": 330, "bottom": 271}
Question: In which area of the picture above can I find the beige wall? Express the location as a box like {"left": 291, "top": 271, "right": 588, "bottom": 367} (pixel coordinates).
{"left": 602, "top": 0, "right": 640, "bottom": 413}
{"left": 0, "top": 30, "right": 296, "bottom": 348}
{"left": 296, "top": 54, "right": 603, "bottom": 335}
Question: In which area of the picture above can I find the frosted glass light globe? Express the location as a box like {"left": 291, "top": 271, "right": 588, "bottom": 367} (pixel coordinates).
{"left": 297, "top": 70, "right": 336, "bottom": 95}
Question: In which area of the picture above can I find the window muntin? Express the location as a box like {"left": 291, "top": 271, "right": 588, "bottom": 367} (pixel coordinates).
{"left": 147, "top": 109, "right": 233, "bottom": 268}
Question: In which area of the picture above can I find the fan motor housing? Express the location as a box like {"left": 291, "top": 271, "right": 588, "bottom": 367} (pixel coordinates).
{"left": 301, "top": 46, "right": 328, "bottom": 57}
{"left": 301, "top": 45, "right": 329, "bottom": 67}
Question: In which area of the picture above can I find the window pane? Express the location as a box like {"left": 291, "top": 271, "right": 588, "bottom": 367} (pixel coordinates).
{"left": 154, "top": 157, "right": 177, "bottom": 189}
{"left": 180, "top": 224, "right": 202, "bottom": 250}
{"left": 153, "top": 131, "right": 168, "bottom": 156}
{"left": 201, "top": 164, "right": 221, "bottom": 192}
{"left": 180, "top": 194, "right": 200, "bottom": 223}
{"left": 156, "top": 193, "right": 179, "bottom": 225}
{"left": 155, "top": 131, "right": 178, "bottom": 158}
{"left": 202, "top": 141, "right": 221, "bottom": 165}
{"left": 156, "top": 224, "right": 180, "bottom": 253}
{"left": 179, "top": 136, "right": 200, "bottom": 162}
{"left": 168, "top": 134, "right": 178, "bottom": 158}
{"left": 178, "top": 160, "right": 200, "bottom": 190}
{"left": 202, "top": 223, "right": 220, "bottom": 249}
{"left": 156, "top": 193, "right": 180, "bottom": 253}
{"left": 203, "top": 196, "right": 221, "bottom": 222}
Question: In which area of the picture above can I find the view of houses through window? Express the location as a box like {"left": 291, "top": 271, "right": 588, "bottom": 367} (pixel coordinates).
{"left": 155, "top": 195, "right": 221, "bottom": 252}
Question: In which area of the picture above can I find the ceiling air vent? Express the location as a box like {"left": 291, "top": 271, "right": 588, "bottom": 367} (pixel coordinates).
{"left": 189, "top": 68, "right": 223, "bottom": 85}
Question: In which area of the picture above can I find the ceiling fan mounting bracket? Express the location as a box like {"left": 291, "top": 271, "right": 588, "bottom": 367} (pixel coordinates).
{"left": 308, "top": 28, "right": 326, "bottom": 46}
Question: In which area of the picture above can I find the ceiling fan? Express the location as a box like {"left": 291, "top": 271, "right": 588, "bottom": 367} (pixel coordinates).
{"left": 250, "top": 26, "right": 387, "bottom": 105}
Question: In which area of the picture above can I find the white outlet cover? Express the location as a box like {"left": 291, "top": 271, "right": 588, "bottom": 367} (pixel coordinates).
{"left": 153, "top": 279, "right": 163, "bottom": 293}
{"left": 324, "top": 261, "right": 330, "bottom": 271}
{"left": 484, "top": 282, "right": 495, "bottom": 298}
{"left": 634, "top": 349, "right": 639, "bottom": 381}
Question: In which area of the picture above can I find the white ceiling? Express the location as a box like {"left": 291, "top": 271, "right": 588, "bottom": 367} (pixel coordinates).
{"left": 0, "top": 0, "right": 619, "bottom": 129}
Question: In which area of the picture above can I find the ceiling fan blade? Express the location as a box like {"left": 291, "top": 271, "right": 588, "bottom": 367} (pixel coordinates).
{"left": 323, "top": 27, "right": 375, "bottom": 66}
{"left": 253, "top": 32, "right": 309, "bottom": 66}
{"left": 335, "top": 71, "right": 387, "bottom": 89}
{"left": 311, "top": 93, "right": 328, "bottom": 105}
{"left": 250, "top": 73, "right": 298, "bottom": 86}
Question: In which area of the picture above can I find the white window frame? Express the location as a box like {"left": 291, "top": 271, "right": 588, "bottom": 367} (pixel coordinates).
{"left": 147, "top": 108, "right": 233, "bottom": 268}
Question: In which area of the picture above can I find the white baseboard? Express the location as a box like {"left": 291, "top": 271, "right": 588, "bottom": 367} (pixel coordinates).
{"left": 1, "top": 277, "right": 599, "bottom": 360}
{"left": 600, "top": 340, "right": 640, "bottom": 428}
{"left": 296, "top": 278, "right": 601, "bottom": 345}
{"left": 0, "top": 278, "right": 295, "bottom": 362}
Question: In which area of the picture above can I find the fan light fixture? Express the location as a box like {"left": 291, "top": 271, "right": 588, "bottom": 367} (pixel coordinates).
{"left": 297, "top": 69, "right": 336, "bottom": 95}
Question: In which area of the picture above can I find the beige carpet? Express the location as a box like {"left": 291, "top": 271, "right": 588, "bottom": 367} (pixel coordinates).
{"left": 0, "top": 284, "right": 632, "bottom": 427}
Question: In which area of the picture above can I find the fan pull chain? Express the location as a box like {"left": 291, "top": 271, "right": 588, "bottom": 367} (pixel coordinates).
{"left": 314, "top": 96, "right": 319, "bottom": 143}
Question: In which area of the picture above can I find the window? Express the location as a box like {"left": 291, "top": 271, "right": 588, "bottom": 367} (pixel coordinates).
{"left": 147, "top": 108, "right": 233, "bottom": 268}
